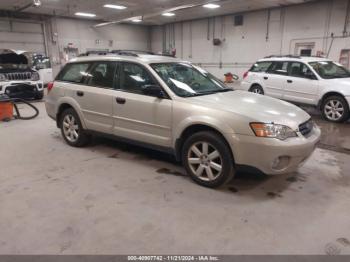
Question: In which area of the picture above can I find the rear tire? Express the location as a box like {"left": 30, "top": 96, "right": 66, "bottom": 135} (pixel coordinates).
{"left": 249, "top": 85, "right": 264, "bottom": 95}
{"left": 60, "top": 108, "right": 91, "bottom": 147}
{"left": 321, "top": 95, "right": 349, "bottom": 123}
{"left": 182, "top": 131, "right": 235, "bottom": 188}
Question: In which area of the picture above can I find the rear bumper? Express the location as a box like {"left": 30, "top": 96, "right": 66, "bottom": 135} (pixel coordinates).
{"left": 45, "top": 99, "right": 56, "bottom": 121}
{"left": 0, "top": 81, "right": 44, "bottom": 99}
{"left": 239, "top": 81, "right": 251, "bottom": 91}
{"left": 228, "top": 126, "right": 321, "bottom": 175}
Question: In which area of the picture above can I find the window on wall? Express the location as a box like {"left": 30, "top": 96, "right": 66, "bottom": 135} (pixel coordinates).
{"left": 86, "top": 61, "right": 117, "bottom": 89}
{"left": 234, "top": 15, "right": 244, "bottom": 26}
{"left": 57, "top": 63, "right": 90, "bottom": 83}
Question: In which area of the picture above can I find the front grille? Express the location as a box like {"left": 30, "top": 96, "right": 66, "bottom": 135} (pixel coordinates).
{"left": 4, "top": 72, "right": 32, "bottom": 81}
{"left": 299, "top": 119, "right": 313, "bottom": 136}
{"left": 5, "top": 84, "right": 37, "bottom": 99}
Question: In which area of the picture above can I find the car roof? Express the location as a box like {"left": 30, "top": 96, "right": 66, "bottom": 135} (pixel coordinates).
{"left": 69, "top": 54, "right": 184, "bottom": 65}
{"left": 257, "top": 56, "right": 332, "bottom": 63}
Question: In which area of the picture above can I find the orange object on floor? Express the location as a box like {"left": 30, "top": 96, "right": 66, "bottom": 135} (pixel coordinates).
{"left": 224, "top": 73, "right": 234, "bottom": 83}
{"left": 0, "top": 102, "right": 13, "bottom": 121}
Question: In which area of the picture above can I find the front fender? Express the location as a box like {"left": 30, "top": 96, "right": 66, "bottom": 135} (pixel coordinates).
{"left": 173, "top": 115, "right": 234, "bottom": 146}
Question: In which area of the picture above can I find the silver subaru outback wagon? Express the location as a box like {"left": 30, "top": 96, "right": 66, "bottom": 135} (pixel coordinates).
{"left": 45, "top": 52, "right": 321, "bottom": 188}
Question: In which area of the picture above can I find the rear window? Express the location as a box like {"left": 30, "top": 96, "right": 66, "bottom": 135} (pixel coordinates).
{"left": 56, "top": 63, "right": 90, "bottom": 83}
{"left": 250, "top": 61, "right": 273, "bottom": 72}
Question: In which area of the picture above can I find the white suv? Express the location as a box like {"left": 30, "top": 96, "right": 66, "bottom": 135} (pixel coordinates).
{"left": 45, "top": 52, "right": 320, "bottom": 188}
{"left": 0, "top": 49, "right": 44, "bottom": 100}
{"left": 241, "top": 56, "right": 350, "bottom": 123}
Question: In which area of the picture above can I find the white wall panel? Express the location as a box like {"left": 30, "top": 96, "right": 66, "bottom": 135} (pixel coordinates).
{"left": 151, "top": 0, "right": 350, "bottom": 79}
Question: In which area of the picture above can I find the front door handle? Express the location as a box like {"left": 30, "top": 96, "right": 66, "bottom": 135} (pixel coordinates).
{"left": 116, "top": 97, "right": 126, "bottom": 104}
{"left": 77, "top": 91, "right": 84, "bottom": 97}
{"left": 263, "top": 76, "right": 268, "bottom": 80}
{"left": 287, "top": 80, "right": 293, "bottom": 83}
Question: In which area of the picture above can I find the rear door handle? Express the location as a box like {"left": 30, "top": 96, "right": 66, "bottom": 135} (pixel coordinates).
{"left": 77, "top": 91, "right": 84, "bottom": 97}
{"left": 263, "top": 76, "right": 268, "bottom": 80}
{"left": 116, "top": 97, "right": 126, "bottom": 104}
{"left": 287, "top": 80, "right": 293, "bottom": 83}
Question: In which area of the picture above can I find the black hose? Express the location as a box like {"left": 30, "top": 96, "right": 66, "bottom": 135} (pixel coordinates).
{"left": 12, "top": 98, "right": 39, "bottom": 120}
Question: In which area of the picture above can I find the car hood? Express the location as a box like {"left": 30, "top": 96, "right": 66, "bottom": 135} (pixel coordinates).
{"left": 0, "top": 49, "right": 29, "bottom": 65}
{"left": 188, "top": 90, "right": 310, "bottom": 130}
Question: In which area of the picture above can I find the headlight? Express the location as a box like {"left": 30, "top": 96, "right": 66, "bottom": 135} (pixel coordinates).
{"left": 31, "top": 72, "right": 40, "bottom": 81}
{"left": 0, "top": 73, "right": 7, "bottom": 81}
{"left": 250, "top": 123, "right": 298, "bottom": 140}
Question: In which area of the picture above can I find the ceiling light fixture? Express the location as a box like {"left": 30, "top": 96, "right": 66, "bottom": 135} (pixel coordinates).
{"left": 162, "top": 12, "right": 175, "bottom": 17}
{"left": 104, "top": 4, "right": 127, "bottom": 10}
{"left": 75, "top": 12, "right": 96, "bottom": 17}
{"left": 132, "top": 19, "right": 142, "bottom": 23}
{"left": 203, "top": 3, "right": 220, "bottom": 9}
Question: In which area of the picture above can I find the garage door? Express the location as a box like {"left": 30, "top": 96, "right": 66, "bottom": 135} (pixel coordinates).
{"left": 0, "top": 19, "right": 46, "bottom": 54}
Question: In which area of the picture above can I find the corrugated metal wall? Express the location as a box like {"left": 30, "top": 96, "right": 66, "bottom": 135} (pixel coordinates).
{"left": 0, "top": 19, "right": 45, "bottom": 53}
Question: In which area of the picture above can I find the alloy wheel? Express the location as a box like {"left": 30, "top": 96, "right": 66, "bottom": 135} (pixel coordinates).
{"left": 324, "top": 99, "right": 344, "bottom": 121}
{"left": 251, "top": 87, "right": 263, "bottom": 94}
{"left": 187, "top": 142, "right": 223, "bottom": 182}
{"left": 62, "top": 114, "right": 80, "bottom": 143}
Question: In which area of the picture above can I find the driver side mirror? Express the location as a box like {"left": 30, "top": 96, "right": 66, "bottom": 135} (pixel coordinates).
{"left": 142, "top": 84, "right": 165, "bottom": 98}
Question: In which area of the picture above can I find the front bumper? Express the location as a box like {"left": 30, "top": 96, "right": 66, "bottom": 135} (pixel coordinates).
{"left": 229, "top": 126, "right": 321, "bottom": 175}
{"left": 0, "top": 81, "right": 44, "bottom": 99}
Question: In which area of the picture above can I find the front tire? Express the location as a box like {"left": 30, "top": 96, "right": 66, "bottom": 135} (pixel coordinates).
{"left": 182, "top": 131, "right": 235, "bottom": 188}
{"left": 321, "top": 95, "right": 349, "bottom": 123}
{"left": 60, "top": 108, "right": 91, "bottom": 147}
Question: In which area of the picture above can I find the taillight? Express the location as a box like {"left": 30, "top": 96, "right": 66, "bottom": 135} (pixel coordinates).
{"left": 243, "top": 71, "right": 249, "bottom": 79}
{"left": 47, "top": 82, "right": 54, "bottom": 93}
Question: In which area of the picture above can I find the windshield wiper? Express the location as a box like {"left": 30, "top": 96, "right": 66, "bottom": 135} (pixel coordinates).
{"left": 182, "top": 88, "right": 233, "bottom": 97}
{"left": 198, "top": 88, "right": 233, "bottom": 95}
{"left": 214, "top": 88, "right": 234, "bottom": 93}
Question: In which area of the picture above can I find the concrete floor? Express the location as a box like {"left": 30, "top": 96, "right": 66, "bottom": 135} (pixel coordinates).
{"left": 1, "top": 101, "right": 350, "bottom": 255}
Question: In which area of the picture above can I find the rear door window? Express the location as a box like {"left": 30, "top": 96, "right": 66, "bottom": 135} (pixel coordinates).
{"left": 56, "top": 63, "right": 91, "bottom": 83}
{"left": 267, "top": 61, "right": 288, "bottom": 76}
{"left": 250, "top": 61, "right": 273, "bottom": 72}
{"left": 85, "top": 61, "right": 117, "bottom": 89}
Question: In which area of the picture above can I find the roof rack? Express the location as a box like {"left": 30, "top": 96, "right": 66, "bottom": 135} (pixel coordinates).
{"left": 264, "top": 55, "right": 301, "bottom": 59}
{"left": 111, "top": 50, "right": 155, "bottom": 57}
{"left": 78, "top": 50, "right": 177, "bottom": 58}
{"left": 78, "top": 51, "right": 111, "bottom": 57}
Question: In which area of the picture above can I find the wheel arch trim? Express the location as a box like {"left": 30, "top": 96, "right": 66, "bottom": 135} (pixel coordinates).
{"left": 318, "top": 91, "right": 349, "bottom": 108}
{"left": 173, "top": 118, "right": 235, "bottom": 162}
{"left": 56, "top": 97, "right": 87, "bottom": 129}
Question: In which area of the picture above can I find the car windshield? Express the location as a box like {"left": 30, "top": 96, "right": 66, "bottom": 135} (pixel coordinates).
{"left": 33, "top": 56, "right": 51, "bottom": 70}
{"left": 150, "top": 63, "right": 232, "bottom": 97}
{"left": 309, "top": 61, "right": 350, "bottom": 79}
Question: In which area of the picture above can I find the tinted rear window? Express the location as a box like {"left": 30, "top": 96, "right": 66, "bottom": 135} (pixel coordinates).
{"left": 56, "top": 63, "right": 90, "bottom": 83}
{"left": 250, "top": 61, "right": 273, "bottom": 72}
